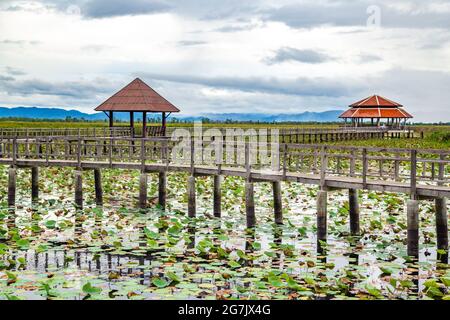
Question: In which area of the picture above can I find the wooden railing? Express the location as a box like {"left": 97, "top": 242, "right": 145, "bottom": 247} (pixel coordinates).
{"left": 0, "top": 137, "right": 448, "bottom": 194}
{"left": 0, "top": 127, "right": 132, "bottom": 138}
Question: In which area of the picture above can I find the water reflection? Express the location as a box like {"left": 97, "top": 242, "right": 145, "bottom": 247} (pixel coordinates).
{"left": 187, "top": 224, "right": 196, "bottom": 250}
{"left": 0, "top": 185, "right": 448, "bottom": 301}
{"left": 244, "top": 230, "right": 255, "bottom": 268}
{"left": 272, "top": 226, "right": 282, "bottom": 269}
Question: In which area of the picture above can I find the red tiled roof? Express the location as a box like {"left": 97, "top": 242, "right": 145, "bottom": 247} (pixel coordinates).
{"left": 340, "top": 107, "right": 413, "bottom": 118}
{"left": 349, "top": 95, "right": 403, "bottom": 108}
{"left": 95, "top": 78, "right": 180, "bottom": 113}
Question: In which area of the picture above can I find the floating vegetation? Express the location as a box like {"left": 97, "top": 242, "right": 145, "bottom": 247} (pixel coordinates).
{"left": 0, "top": 166, "right": 449, "bottom": 300}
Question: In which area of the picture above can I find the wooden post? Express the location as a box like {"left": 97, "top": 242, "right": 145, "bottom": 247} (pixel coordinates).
{"left": 130, "top": 112, "right": 135, "bottom": 138}
{"left": 320, "top": 146, "right": 328, "bottom": 190}
{"left": 74, "top": 170, "right": 83, "bottom": 210}
{"left": 273, "top": 181, "right": 283, "bottom": 224}
{"left": 187, "top": 175, "right": 196, "bottom": 218}
{"left": 8, "top": 166, "right": 16, "bottom": 208}
{"left": 245, "top": 182, "right": 256, "bottom": 228}
{"left": 162, "top": 112, "right": 167, "bottom": 136}
{"left": 410, "top": 149, "right": 417, "bottom": 200}
{"left": 139, "top": 173, "right": 148, "bottom": 209}
{"left": 350, "top": 149, "right": 356, "bottom": 177}
{"left": 407, "top": 200, "right": 419, "bottom": 258}
{"left": 94, "top": 169, "right": 103, "bottom": 206}
{"left": 362, "top": 148, "right": 368, "bottom": 188}
{"left": 213, "top": 175, "right": 221, "bottom": 218}
{"left": 31, "top": 167, "right": 39, "bottom": 203}
{"left": 158, "top": 172, "right": 167, "bottom": 210}
{"left": 349, "top": 189, "right": 360, "bottom": 235}
{"left": 317, "top": 190, "right": 328, "bottom": 242}
{"left": 142, "top": 112, "right": 147, "bottom": 138}
{"left": 394, "top": 152, "right": 400, "bottom": 181}
{"left": 435, "top": 198, "right": 448, "bottom": 253}
{"left": 109, "top": 111, "right": 113, "bottom": 128}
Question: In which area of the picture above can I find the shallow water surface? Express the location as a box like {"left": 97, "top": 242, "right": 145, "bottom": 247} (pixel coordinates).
{"left": 0, "top": 167, "right": 449, "bottom": 300}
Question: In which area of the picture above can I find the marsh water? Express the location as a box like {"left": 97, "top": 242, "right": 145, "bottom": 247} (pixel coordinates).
{"left": 0, "top": 166, "right": 449, "bottom": 300}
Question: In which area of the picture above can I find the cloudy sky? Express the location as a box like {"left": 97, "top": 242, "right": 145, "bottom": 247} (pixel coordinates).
{"left": 0, "top": 0, "right": 449, "bottom": 122}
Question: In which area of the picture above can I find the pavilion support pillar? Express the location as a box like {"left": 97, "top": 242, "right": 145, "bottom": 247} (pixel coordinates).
{"left": 142, "top": 111, "right": 147, "bottom": 138}
{"left": 187, "top": 175, "right": 196, "bottom": 218}
{"left": 273, "top": 181, "right": 283, "bottom": 225}
{"left": 435, "top": 197, "right": 448, "bottom": 253}
{"left": 349, "top": 189, "right": 360, "bottom": 236}
{"left": 158, "top": 172, "right": 167, "bottom": 211}
{"left": 213, "top": 175, "right": 222, "bottom": 218}
{"left": 31, "top": 166, "right": 39, "bottom": 203}
{"left": 407, "top": 199, "right": 419, "bottom": 258}
{"left": 162, "top": 112, "right": 167, "bottom": 136}
{"left": 8, "top": 166, "right": 16, "bottom": 208}
{"left": 74, "top": 170, "right": 83, "bottom": 210}
{"left": 109, "top": 111, "right": 113, "bottom": 128}
{"left": 94, "top": 169, "right": 103, "bottom": 207}
{"left": 130, "top": 112, "right": 135, "bottom": 137}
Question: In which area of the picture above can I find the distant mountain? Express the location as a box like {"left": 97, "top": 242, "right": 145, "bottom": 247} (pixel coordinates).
{"left": 186, "top": 111, "right": 343, "bottom": 122}
{"left": 0, "top": 107, "right": 344, "bottom": 123}
{"left": 0, "top": 107, "right": 105, "bottom": 121}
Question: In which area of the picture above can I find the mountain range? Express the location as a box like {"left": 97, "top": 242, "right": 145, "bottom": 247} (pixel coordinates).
{"left": 0, "top": 107, "right": 344, "bottom": 123}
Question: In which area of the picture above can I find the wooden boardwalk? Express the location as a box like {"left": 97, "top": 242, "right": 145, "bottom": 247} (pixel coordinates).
{"left": 0, "top": 135, "right": 448, "bottom": 259}
{"left": 0, "top": 126, "right": 416, "bottom": 142}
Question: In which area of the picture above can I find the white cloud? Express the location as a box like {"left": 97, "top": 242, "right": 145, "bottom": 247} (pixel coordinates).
{"left": 0, "top": 0, "right": 449, "bottom": 122}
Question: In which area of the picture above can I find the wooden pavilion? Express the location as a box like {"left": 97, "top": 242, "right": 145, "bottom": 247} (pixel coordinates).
{"left": 95, "top": 78, "right": 180, "bottom": 137}
{"left": 339, "top": 95, "right": 413, "bottom": 128}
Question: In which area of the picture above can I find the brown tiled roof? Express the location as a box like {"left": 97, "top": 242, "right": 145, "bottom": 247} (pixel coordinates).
{"left": 95, "top": 78, "right": 180, "bottom": 112}
{"left": 340, "top": 107, "right": 413, "bottom": 118}
{"left": 349, "top": 95, "right": 403, "bottom": 108}
{"left": 340, "top": 94, "right": 413, "bottom": 119}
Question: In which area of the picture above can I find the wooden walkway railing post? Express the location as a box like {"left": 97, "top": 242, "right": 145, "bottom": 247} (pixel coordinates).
{"left": 317, "top": 146, "right": 329, "bottom": 248}
{"left": 213, "top": 175, "right": 221, "bottom": 218}
{"left": 74, "top": 170, "right": 83, "bottom": 210}
{"left": 320, "top": 146, "right": 328, "bottom": 190}
{"left": 317, "top": 190, "right": 328, "bottom": 250}
{"left": 138, "top": 140, "right": 147, "bottom": 210}
{"left": 213, "top": 139, "right": 223, "bottom": 218}
{"left": 406, "top": 149, "right": 420, "bottom": 258}
{"left": 158, "top": 172, "right": 167, "bottom": 211}
{"left": 407, "top": 199, "right": 419, "bottom": 258}
{"left": 187, "top": 136, "right": 196, "bottom": 218}
{"left": 362, "top": 148, "right": 368, "bottom": 189}
{"left": 245, "top": 141, "right": 256, "bottom": 228}
{"left": 410, "top": 149, "right": 417, "bottom": 200}
{"left": 31, "top": 167, "right": 39, "bottom": 203}
{"left": 139, "top": 172, "right": 148, "bottom": 210}
{"left": 436, "top": 153, "right": 448, "bottom": 258}
{"left": 273, "top": 181, "right": 283, "bottom": 224}
{"left": 12, "top": 138, "right": 17, "bottom": 167}
{"left": 8, "top": 166, "right": 16, "bottom": 208}
{"left": 94, "top": 168, "right": 103, "bottom": 207}
{"left": 349, "top": 189, "right": 360, "bottom": 236}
